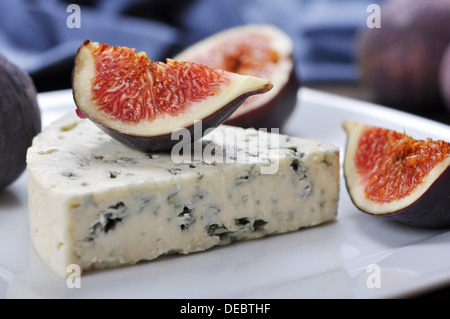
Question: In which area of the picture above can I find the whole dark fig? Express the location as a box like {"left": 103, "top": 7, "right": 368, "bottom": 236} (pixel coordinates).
{"left": 0, "top": 53, "right": 41, "bottom": 190}
{"left": 356, "top": 0, "right": 450, "bottom": 113}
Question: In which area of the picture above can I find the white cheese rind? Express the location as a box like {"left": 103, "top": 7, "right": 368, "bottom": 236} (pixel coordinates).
{"left": 27, "top": 113, "right": 340, "bottom": 277}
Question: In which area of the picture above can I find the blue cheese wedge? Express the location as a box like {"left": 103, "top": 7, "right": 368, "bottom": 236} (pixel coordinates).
{"left": 27, "top": 113, "right": 340, "bottom": 277}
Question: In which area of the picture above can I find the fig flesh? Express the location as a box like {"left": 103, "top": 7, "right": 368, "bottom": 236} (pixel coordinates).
{"left": 72, "top": 40, "right": 273, "bottom": 152}
{"left": 174, "top": 24, "right": 299, "bottom": 130}
{"left": 343, "top": 120, "right": 450, "bottom": 228}
{"left": 0, "top": 53, "right": 41, "bottom": 190}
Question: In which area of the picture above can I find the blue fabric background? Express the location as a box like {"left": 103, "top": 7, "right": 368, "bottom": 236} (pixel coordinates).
{"left": 0, "top": 0, "right": 381, "bottom": 91}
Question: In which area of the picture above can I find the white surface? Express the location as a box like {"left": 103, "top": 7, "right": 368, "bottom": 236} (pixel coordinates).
{"left": 1, "top": 87, "right": 449, "bottom": 299}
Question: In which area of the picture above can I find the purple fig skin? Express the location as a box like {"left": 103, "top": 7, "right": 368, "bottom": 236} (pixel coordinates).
{"left": 225, "top": 67, "right": 300, "bottom": 130}
{"left": 76, "top": 84, "right": 272, "bottom": 152}
{"left": 0, "top": 53, "right": 41, "bottom": 190}
{"left": 440, "top": 44, "right": 450, "bottom": 115}
{"left": 356, "top": 0, "right": 450, "bottom": 113}
{"left": 351, "top": 166, "right": 450, "bottom": 229}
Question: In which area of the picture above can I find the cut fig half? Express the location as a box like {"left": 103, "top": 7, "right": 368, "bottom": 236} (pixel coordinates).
{"left": 174, "top": 24, "right": 299, "bottom": 130}
{"left": 72, "top": 40, "right": 273, "bottom": 152}
{"left": 343, "top": 120, "right": 450, "bottom": 228}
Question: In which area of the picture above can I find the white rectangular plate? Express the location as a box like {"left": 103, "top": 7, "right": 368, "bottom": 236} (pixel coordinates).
{"left": 1, "top": 87, "right": 449, "bottom": 299}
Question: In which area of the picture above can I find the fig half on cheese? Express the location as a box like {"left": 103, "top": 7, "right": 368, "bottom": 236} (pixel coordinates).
{"left": 343, "top": 120, "right": 450, "bottom": 228}
{"left": 72, "top": 40, "right": 273, "bottom": 152}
